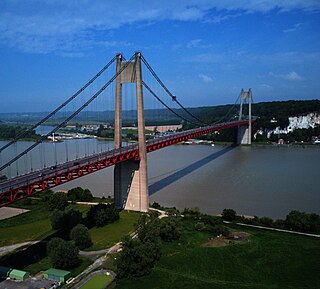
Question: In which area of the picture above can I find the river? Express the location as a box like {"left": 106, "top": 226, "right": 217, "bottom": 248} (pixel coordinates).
{"left": 0, "top": 137, "right": 319, "bottom": 219}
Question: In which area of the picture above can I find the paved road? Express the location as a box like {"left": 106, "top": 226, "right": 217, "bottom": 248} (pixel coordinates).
{"left": 70, "top": 269, "right": 116, "bottom": 289}
{"left": 0, "top": 241, "right": 41, "bottom": 257}
{"left": 224, "top": 221, "right": 320, "bottom": 238}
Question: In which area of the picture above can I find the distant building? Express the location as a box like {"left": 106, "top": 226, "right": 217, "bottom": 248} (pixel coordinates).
{"left": 278, "top": 139, "right": 285, "bottom": 145}
{"left": 44, "top": 268, "right": 71, "bottom": 283}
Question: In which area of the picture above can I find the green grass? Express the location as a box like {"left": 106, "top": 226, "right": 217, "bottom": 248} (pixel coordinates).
{"left": 115, "top": 220, "right": 320, "bottom": 289}
{"left": 86, "top": 211, "right": 141, "bottom": 251}
{"left": 79, "top": 274, "right": 113, "bottom": 289}
{"left": 0, "top": 203, "right": 54, "bottom": 246}
{"left": 0, "top": 218, "right": 53, "bottom": 246}
{"left": 23, "top": 256, "right": 51, "bottom": 274}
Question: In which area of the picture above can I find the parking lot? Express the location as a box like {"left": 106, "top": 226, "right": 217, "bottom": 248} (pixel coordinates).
{"left": 0, "top": 277, "right": 54, "bottom": 289}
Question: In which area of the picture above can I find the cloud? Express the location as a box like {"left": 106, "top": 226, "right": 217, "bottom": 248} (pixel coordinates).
{"left": 0, "top": 1, "right": 319, "bottom": 54}
{"left": 186, "top": 39, "right": 212, "bottom": 49}
{"left": 283, "top": 23, "right": 303, "bottom": 33}
{"left": 269, "top": 71, "right": 303, "bottom": 81}
{"left": 260, "top": 84, "right": 273, "bottom": 89}
{"left": 199, "top": 73, "right": 214, "bottom": 83}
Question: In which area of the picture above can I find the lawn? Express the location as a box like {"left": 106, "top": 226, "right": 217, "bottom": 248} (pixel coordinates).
{"left": 115, "top": 220, "right": 320, "bottom": 289}
{"left": 0, "top": 203, "right": 89, "bottom": 247}
{"left": 79, "top": 274, "right": 113, "bottom": 289}
{"left": 87, "top": 211, "right": 141, "bottom": 251}
{"left": 0, "top": 203, "right": 54, "bottom": 246}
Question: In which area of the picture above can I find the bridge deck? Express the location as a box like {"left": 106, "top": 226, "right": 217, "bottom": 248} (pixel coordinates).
{"left": 0, "top": 120, "right": 250, "bottom": 207}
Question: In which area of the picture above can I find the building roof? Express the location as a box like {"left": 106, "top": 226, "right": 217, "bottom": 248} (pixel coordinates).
{"left": 9, "top": 269, "right": 29, "bottom": 278}
{"left": 0, "top": 266, "right": 12, "bottom": 277}
{"left": 44, "top": 268, "right": 71, "bottom": 277}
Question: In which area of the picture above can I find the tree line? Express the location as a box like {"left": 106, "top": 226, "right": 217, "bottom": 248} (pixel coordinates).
{"left": 221, "top": 208, "right": 320, "bottom": 234}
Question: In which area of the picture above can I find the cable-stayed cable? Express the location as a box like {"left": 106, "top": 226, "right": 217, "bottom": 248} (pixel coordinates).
{"left": 0, "top": 55, "right": 117, "bottom": 153}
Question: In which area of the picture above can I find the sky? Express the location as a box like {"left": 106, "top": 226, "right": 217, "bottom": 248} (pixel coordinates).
{"left": 0, "top": 0, "right": 319, "bottom": 112}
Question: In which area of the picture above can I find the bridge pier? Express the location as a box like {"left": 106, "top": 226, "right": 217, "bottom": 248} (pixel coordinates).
{"left": 237, "top": 125, "right": 251, "bottom": 145}
{"left": 113, "top": 52, "right": 149, "bottom": 212}
{"left": 114, "top": 160, "right": 148, "bottom": 211}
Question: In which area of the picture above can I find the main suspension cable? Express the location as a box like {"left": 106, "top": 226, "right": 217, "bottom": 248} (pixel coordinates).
{"left": 0, "top": 54, "right": 135, "bottom": 172}
{"left": 0, "top": 55, "right": 117, "bottom": 153}
{"left": 140, "top": 54, "right": 208, "bottom": 126}
{"left": 142, "top": 81, "right": 199, "bottom": 126}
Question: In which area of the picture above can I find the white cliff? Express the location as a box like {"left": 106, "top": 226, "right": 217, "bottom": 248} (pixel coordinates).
{"left": 268, "top": 112, "right": 320, "bottom": 137}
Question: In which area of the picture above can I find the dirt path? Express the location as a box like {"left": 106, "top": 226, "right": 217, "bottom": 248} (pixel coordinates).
{"left": 0, "top": 207, "right": 29, "bottom": 220}
{"left": 0, "top": 241, "right": 41, "bottom": 257}
{"left": 224, "top": 221, "right": 320, "bottom": 238}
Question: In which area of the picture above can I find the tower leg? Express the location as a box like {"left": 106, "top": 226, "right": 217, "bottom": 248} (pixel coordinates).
{"left": 113, "top": 52, "right": 149, "bottom": 212}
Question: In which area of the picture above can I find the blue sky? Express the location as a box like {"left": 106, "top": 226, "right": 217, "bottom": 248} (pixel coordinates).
{"left": 0, "top": 0, "right": 319, "bottom": 112}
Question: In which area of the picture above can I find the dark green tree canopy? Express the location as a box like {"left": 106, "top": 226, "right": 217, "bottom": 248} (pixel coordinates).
{"left": 67, "top": 187, "right": 94, "bottom": 202}
{"left": 47, "top": 237, "right": 79, "bottom": 269}
{"left": 48, "top": 192, "right": 69, "bottom": 211}
{"left": 85, "top": 203, "right": 119, "bottom": 228}
{"left": 70, "top": 224, "right": 92, "bottom": 250}
{"left": 222, "top": 209, "right": 237, "bottom": 221}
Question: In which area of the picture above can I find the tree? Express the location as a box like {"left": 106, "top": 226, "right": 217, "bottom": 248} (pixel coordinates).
{"left": 67, "top": 187, "right": 93, "bottom": 202}
{"left": 85, "top": 203, "right": 119, "bottom": 228}
{"left": 48, "top": 192, "right": 69, "bottom": 211}
{"left": 116, "top": 231, "right": 161, "bottom": 278}
{"left": 159, "top": 219, "right": 180, "bottom": 242}
{"left": 222, "top": 209, "right": 237, "bottom": 221}
{"left": 70, "top": 224, "right": 92, "bottom": 250}
{"left": 116, "top": 213, "right": 163, "bottom": 278}
{"left": 0, "top": 175, "right": 7, "bottom": 181}
{"left": 50, "top": 209, "right": 82, "bottom": 231}
{"left": 47, "top": 237, "right": 80, "bottom": 269}
{"left": 50, "top": 210, "right": 65, "bottom": 230}
{"left": 285, "top": 210, "right": 320, "bottom": 233}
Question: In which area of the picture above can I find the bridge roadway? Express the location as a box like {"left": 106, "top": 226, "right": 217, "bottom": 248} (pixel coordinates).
{"left": 0, "top": 120, "right": 250, "bottom": 207}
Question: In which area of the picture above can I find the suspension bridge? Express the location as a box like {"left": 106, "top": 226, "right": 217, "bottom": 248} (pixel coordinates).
{"left": 0, "top": 52, "right": 253, "bottom": 212}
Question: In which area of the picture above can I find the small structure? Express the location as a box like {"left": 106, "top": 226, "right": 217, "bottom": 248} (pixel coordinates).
{"left": 9, "top": 269, "right": 29, "bottom": 280}
{"left": 44, "top": 268, "right": 71, "bottom": 283}
{"left": 0, "top": 266, "right": 12, "bottom": 280}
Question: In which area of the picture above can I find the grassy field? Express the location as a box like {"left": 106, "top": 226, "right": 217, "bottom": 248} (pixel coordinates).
{"left": 79, "top": 274, "right": 113, "bottom": 289}
{"left": 0, "top": 203, "right": 54, "bottom": 246}
{"left": 87, "top": 211, "right": 141, "bottom": 251}
{"left": 0, "top": 202, "right": 90, "bottom": 247}
{"left": 116, "top": 220, "right": 320, "bottom": 289}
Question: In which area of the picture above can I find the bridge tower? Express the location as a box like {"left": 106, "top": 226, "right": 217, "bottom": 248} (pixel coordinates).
{"left": 237, "top": 88, "right": 252, "bottom": 145}
{"left": 114, "top": 52, "right": 149, "bottom": 212}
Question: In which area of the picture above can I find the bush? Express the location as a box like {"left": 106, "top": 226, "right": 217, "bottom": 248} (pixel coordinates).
{"left": 194, "top": 222, "right": 206, "bottom": 232}
{"left": 207, "top": 225, "right": 230, "bottom": 237}
{"left": 159, "top": 219, "right": 180, "bottom": 242}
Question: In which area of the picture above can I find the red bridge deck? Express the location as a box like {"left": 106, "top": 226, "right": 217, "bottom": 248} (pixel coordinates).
{"left": 0, "top": 120, "right": 250, "bottom": 207}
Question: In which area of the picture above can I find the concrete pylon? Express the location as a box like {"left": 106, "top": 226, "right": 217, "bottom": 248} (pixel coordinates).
{"left": 114, "top": 52, "right": 149, "bottom": 212}
{"left": 237, "top": 88, "right": 252, "bottom": 145}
